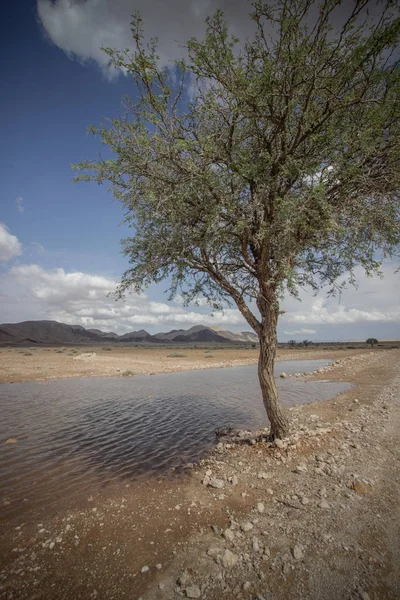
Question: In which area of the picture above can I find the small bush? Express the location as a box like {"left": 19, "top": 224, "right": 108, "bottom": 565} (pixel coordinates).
{"left": 103, "top": 347, "right": 113, "bottom": 351}
{"left": 167, "top": 352, "right": 187, "bottom": 358}
{"left": 23, "top": 352, "right": 33, "bottom": 356}
{"left": 205, "top": 354, "right": 215, "bottom": 358}
{"left": 121, "top": 370, "right": 135, "bottom": 377}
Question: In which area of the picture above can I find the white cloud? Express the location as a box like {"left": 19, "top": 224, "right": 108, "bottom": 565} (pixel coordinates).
{"left": 37, "top": 0, "right": 252, "bottom": 76}
{"left": 1, "top": 259, "right": 399, "bottom": 337}
{"left": 280, "top": 264, "right": 400, "bottom": 327}
{"left": 0, "top": 223, "right": 22, "bottom": 262}
{"left": 16, "top": 196, "right": 24, "bottom": 214}
{"left": 1, "top": 263, "right": 245, "bottom": 332}
{"left": 283, "top": 328, "right": 316, "bottom": 336}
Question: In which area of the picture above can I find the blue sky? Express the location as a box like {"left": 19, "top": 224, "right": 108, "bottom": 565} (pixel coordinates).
{"left": 0, "top": 0, "right": 399, "bottom": 340}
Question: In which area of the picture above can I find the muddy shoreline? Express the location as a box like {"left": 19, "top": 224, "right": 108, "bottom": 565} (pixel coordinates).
{"left": 0, "top": 345, "right": 381, "bottom": 384}
{"left": 1, "top": 349, "right": 399, "bottom": 599}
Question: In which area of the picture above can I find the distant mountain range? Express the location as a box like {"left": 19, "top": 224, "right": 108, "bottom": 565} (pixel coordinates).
{"left": 0, "top": 320, "right": 258, "bottom": 346}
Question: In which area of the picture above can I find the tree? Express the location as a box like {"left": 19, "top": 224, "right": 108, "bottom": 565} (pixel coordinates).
{"left": 74, "top": 0, "right": 400, "bottom": 439}
{"left": 303, "top": 340, "right": 310, "bottom": 348}
{"left": 366, "top": 337, "right": 378, "bottom": 347}
{"left": 288, "top": 340, "right": 297, "bottom": 348}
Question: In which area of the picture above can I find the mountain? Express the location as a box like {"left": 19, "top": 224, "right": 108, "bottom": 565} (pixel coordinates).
{"left": 0, "top": 321, "right": 101, "bottom": 346}
{"left": 119, "top": 329, "right": 154, "bottom": 343}
{"left": 0, "top": 320, "right": 259, "bottom": 346}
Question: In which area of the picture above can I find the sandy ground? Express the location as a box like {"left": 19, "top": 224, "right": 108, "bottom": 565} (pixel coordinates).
{"left": 0, "top": 345, "right": 378, "bottom": 384}
{"left": 0, "top": 349, "right": 399, "bottom": 599}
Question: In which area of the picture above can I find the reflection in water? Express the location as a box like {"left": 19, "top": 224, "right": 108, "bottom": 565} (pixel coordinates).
{"left": 0, "top": 360, "right": 350, "bottom": 520}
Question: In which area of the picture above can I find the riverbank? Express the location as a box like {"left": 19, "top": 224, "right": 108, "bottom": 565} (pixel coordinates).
{"left": 0, "top": 344, "right": 380, "bottom": 384}
{"left": 0, "top": 349, "right": 398, "bottom": 599}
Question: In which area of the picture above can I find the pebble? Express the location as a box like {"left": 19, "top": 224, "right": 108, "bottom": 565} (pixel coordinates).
{"left": 185, "top": 586, "right": 201, "bottom": 598}
{"left": 241, "top": 522, "right": 253, "bottom": 532}
{"left": 295, "top": 464, "right": 307, "bottom": 473}
{"left": 258, "top": 472, "right": 269, "bottom": 480}
{"left": 318, "top": 499, "right": 330, "bottom": 509}
{"left": 257, "top": 502, "right": 265, "bottom": 513}
{"left": 178, "top": 571, "right": 191, "bottom": 586}
{"left": 292, "top": 544, "right": 304, "bottom": 560}
{"left": 209, "top": 478, "right": 225, "bottom": 489}
{"left": 231, "top": 474, "right": 238, "bottom": 486}
{"left": 49, "top": 542, "right": 55, "bottom": 550}
{"left": 141, "top": 566, "right": 149, "bottom": 573}
{"left": 243, "top": 581, "right": 251, "bottom": 591}
{"left": 252, "top": 537, "right": 261, "bottom": 552}
{"left": 222, "top": 549, "right": 239, "bottom": 568}
{"left": 223, "top": 529, "right": 235, "bottom": 542}
{"left": 156, "top": 563, "right": 162, "bottom": 570}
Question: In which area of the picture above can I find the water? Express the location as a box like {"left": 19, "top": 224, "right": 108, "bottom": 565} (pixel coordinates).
{"left": 0, "top": 360, "right": 350, "bottom": 521}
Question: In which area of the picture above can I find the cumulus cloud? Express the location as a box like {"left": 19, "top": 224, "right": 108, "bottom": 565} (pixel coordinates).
{"left": 16, "top": 196, "right": 24, "bottom": 214}
{"left": 37, "top": 0, "right": 254, "bottom": 76}
{"left": 280, "top": 264, "right": 400, "bottom": 327}
{"left": 1, "top": 259, "right": 398, "bottom": 337}
{"left": 1, "top": 263, "right": 245, "bottom": 332}
{"left": 0, "top": 223, "right": 22, "bottom": 262}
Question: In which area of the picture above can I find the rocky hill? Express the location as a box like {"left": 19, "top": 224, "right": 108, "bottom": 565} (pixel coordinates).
{"left": 0, "top": 320, "right": 258, "bottom": 346}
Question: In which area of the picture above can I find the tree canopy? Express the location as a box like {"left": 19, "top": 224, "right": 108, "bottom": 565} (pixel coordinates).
{"left": 74, "top": 0, "right": 400, "bottom": 438}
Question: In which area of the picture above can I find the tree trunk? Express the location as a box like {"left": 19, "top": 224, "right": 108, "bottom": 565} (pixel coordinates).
{"left": 258, "top": 308, "right": 289, "bottom": 440}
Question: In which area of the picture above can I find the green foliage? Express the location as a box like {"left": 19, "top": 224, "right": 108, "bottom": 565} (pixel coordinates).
{"left": 74, "top": 0, "right": 400, "bottom": 337}
{"left": 167, "top": 352, "right": 187, "bottom": 357}
{"left": 366, "top": 337, "right": 378, "bottom": 347}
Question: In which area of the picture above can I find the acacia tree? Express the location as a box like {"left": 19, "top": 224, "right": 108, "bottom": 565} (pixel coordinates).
{"left": 75, "top": 0, "right": 400, "bottom": 439}
{"left": 366, "top": 337, "right": 378, "bottom": 347}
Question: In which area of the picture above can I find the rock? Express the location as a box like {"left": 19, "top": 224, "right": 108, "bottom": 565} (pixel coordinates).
{"left": 292, "top": 544, "right": 304, "bottom": 560}
{"left": 202, "top": 475, "right": 210, "bottom": 486}
{"left": 252, "top": 537, "right": 261, "bottom": 553}
{"left": 280, "top": 372, "right": 287, "bottom": 378}
{"left": 222, "top": 549, "right": 239, "bottom": 568}
{"left": 241, "top": 521, "right": 253, "bottom": 532}
{"left": 223, "top": 529, "right": 235, "bottom": 542}
{"left": 318, "top": 499, "right": 330, "bottom": 509}
{"left": 4, "top": 438, "right": 17, "bottom": 444}
{"left": 231, "top": 474, "right": 238, "bottom": 486}
{"left": 185, "top": 586, "right": 201, "bottom": 598}
{"left": 178, "top": 571, "right": 191, "bottom": 586}
{"left": 301, "top": 497, "right": 309, "bottom": 505}
{"left": 209, "top": 478, "right": 225, "bottom": 489}
{"left": 360, "top": 592, "right": 371, "bottom": 600}
{"left": 49, "top": 542, "right": 55, "bottom": 550}
{"left": 295, "top": 463, "right": 307, "bottom": 473}
{"left": 243, "top": 581, "right": 251, "bottom": 591}
{"left": 257, "top": 472, "right": 269, "bottom": 480}
{"left": 274, "top": 439, "right": 285, "bottom": 448}
{"left": 156, "top": 563, "right": 162, "bottom": 570}
{"left": 257, "top": 502, "right": 265, "bottom": 514}
{"left": 141, "top": 566, "right": 149, "bottom": 573}
{"left": 207, "top": 547, "right": 223, "bottom": 560}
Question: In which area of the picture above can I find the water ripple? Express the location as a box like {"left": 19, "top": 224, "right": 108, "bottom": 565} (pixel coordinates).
{"left": 0, "top": 360, "right": 350, "bottom": 521}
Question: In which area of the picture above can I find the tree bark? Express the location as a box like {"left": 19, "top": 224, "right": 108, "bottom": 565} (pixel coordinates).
{"left": 258, "top": 304, "right": 289, "bottom": 440}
